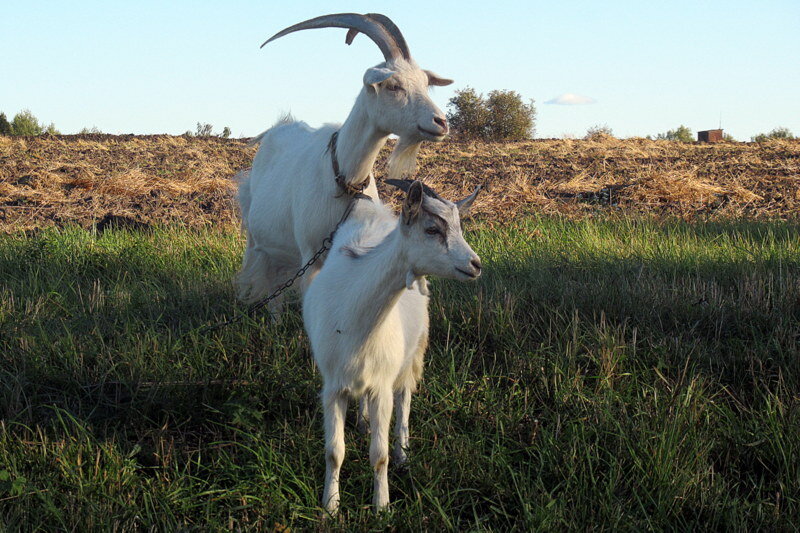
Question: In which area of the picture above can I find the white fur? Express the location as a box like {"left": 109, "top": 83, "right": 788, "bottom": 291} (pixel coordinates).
{"left": 237, "top": 58, "right": 453, "bottom": 312}
{"left": 303, "top": 184, "right": 481, "bottom": 513}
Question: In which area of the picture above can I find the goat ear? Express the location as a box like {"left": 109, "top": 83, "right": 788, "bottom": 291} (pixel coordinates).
{"left": 455, "top": 185, "right": 482, "bottom": 217}
{"left": 424, "top": 70, "right": 454, "bottom": 87}
{"left": 402, "top": 181, "right": 424, "bottom": 225}
{"left": 364, "top": 67, "right": 395, "bottom": 90}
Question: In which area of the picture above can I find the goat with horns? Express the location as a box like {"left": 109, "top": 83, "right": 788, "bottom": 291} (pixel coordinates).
{"left": 237, "top": 13, "right": 454, "bottom": 313}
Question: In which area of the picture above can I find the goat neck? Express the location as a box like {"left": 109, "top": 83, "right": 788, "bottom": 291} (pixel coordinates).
{"left": 334, "top": 91, "right": 389, "bottom": 188}
{"left": 341, "top": 227, "right": 411, "bottom": 337}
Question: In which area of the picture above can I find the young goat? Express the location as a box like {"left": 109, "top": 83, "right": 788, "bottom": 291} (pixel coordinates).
{"left": 302, "top": 180, "right": 482, "bottom": 513}
{"left": 238, "top": 13, "right": 453, "bottom": 313}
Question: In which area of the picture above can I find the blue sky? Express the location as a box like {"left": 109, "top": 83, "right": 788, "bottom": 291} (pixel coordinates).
{"left": 1, "top": 1, "right": 798, "bottom": 140}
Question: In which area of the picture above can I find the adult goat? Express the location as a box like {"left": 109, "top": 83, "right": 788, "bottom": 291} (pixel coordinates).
{"left": 238, "top": 13, "right": 454, "bottom": 312}
{"left": 303, "top": 180, "right": 482, "bottom": 513}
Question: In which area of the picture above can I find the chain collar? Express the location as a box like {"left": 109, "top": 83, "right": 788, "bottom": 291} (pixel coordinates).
{"left": 328, "top": 131, "right": 371, "bottom": 199}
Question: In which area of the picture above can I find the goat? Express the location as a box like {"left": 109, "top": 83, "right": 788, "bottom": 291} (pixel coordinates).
{"left": 237, "top": 13, "right": 454, "bottom": 313}
{"left": 302, "top": 179, "right": 482, "bottom": 513}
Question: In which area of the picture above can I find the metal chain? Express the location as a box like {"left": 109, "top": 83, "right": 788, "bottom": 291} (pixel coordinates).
{"left": 198, "top": 130, "right": 369, "bottom": 334}
{"left": 199, "top": 192, "right": 365, "bottom": 334}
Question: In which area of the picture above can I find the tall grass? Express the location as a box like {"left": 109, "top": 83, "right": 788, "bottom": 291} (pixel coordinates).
{"left": 1, "top": 217, "right": 798, "bottom": 530}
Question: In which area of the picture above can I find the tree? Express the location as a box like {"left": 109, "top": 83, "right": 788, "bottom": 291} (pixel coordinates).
{"left": 447, "top": 87, "right": 536, "bottom": 141}
{"left": 221, "top": 126, "right": 231, "bottom": 139}
{"left": 751, "top": 127, "right": 794, "bottom": 142}
{"left": 585, "top": 124, "right": 614, "bottom": 140}
{"left": 0, "top": 113, "right": 11, "bottom": 135}
{"left": 2, "top": 110, "right": 60, "bottom": 136}
{"left": 11, "top": 109, "right": 44, "bottom": 136}
{"left": 485, "top": 90, "right": 536, "bottom": 141}
{"left": 656, "top": 125, "right": 693, "bottom": 142}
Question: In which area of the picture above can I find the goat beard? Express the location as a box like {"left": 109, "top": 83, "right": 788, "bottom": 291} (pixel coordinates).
{"left": 387, "top": 138, "right": 422, "bottom": 181}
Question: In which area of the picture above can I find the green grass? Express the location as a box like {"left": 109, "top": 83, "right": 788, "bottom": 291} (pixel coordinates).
{"left": 1, "top": 217, "right": 799, "bottom": 530}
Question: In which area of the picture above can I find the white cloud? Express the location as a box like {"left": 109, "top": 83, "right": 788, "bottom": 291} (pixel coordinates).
{"left": 545, "top": 93, "right": 597, "bottom": 105}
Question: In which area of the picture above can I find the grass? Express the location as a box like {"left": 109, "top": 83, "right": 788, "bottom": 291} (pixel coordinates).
{"left": 1, "top": 216, "right": 799, "bottom": 530}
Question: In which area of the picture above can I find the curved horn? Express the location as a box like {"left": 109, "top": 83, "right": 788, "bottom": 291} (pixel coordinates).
{"left": 455, "top": 185, "right": 482, "bottom": 215}
{"left": 385, "top": 179, "right": 444, "bottom": 201}
{"left": 345, "top": 14, "right": 411, "bottom": 60}
{"left": 261, "top": 13, "right": 402, "bottom": 61}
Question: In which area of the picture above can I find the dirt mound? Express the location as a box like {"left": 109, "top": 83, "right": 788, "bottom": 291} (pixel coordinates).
{"left": 1, "top": 135, "right": 798, "bottom": 232}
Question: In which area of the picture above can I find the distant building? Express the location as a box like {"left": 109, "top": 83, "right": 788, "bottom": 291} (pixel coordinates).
{"left": 698, "top": 129, "right": 724, "bottom": 142}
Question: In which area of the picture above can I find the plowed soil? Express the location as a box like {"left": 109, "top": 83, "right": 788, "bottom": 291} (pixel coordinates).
{"left": 1, "top": 134, "right": 798, "bottom": 232}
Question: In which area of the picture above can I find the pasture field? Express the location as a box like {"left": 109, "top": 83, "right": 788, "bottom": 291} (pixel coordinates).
{"left": 1, "top": 217, "right": 798, "bottom": 530}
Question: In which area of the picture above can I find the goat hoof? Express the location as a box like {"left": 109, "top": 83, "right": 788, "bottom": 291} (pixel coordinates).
{"left": 320, "top": 507, "right": 340, "bottom": 521}
{"left": 373, "top": 502, "right": 391, "bottom": 515}
{"left": 392, "top": 445, "right": 408, "bottom": 461}
{"left": 392, "top": 450, "right": 409, "bottom": 471}
{"left": 393, "top": 461, "right": 409, "bottom": 475}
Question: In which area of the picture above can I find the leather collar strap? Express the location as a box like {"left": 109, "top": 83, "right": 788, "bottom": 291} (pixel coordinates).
{"left": 328, "top": 131, "right": 371, "bottom": 199}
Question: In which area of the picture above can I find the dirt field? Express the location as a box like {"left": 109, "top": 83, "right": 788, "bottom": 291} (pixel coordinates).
{"left": 1, "top": 134, "right": 798, "bottom": 232}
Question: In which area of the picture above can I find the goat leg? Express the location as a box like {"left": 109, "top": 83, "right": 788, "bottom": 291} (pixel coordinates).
{"left": 368, "top": 389, "right": 393, "bottom": 510}
{"left": 322, "top": 388, "right": 348, "bottom": 515}
{"left": 392, "top": 387, "right": 412, "bottom": 467}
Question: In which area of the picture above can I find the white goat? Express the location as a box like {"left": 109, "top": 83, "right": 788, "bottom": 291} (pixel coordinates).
{"left": 303, "top": 179, "right": 482, "bottom": 513}
{"left": 238, "top": 13, "right": 454, "bottom": 312}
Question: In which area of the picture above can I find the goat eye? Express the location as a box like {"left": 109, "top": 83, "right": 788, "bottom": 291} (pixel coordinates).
{"left": 387, "top": 84, "right": 403, "bottom": 92}
{"left": 425, "top": 227, "right": 440, "bottom": 236}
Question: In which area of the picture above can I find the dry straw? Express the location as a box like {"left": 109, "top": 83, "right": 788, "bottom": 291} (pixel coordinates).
{"left": 1, "top": 135, "right": 798, "bottom": 232}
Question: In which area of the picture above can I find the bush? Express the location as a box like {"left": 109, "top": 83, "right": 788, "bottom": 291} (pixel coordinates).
{"left": 585, "top": 124, "right": 614, "bottom": 140}
{"left": 10, "top": 109, "right": 44, "bottom": 136}
{"left": 447, "top": 87, "right": 536, "bottom": 141}
{"left": 193, "top": 122, "right": 214, "bottom": 137}
{"left": 0, "top": 113, "right": 11, "bottom": 135}
{"left": 78, "top": 126, "right": 103, "bottom": 134}
{"left": 446, "top": 87, "right": 490, "bottom": 140}
{"left": 485, "top": 90, "right": 536, "bottom": 140}
{"left": 186, "top": 122, "right": 232, "bottom": 138}
{"left": 5, "top": 110, "right": 59, "bottom": 136}
{"left": 751, "top": 127, "right": 794, "bottom": 142}
{"left": 656, "top": 125, "right": 693, "bottom": 142}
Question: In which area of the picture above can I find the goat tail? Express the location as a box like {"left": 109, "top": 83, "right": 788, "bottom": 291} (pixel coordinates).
{"left": 247, "top": 131, "right": 268, "bottom": 147}
{"left": 248, "top": 112, "right": 296, "bottom": 147}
